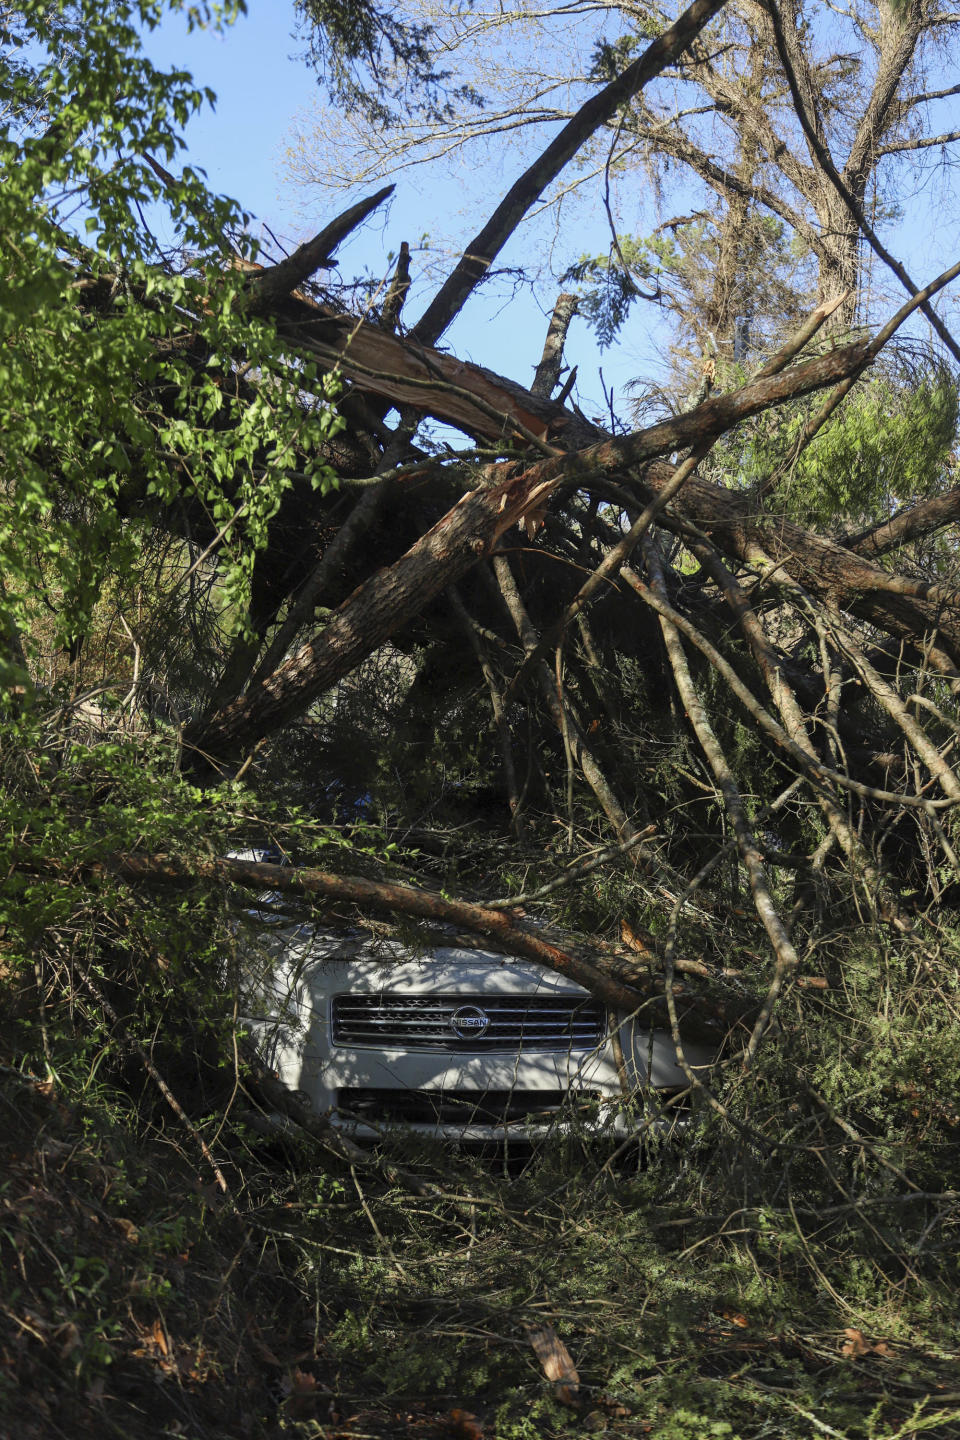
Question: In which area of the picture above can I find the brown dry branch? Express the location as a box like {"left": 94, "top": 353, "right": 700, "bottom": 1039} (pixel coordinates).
{"left": 246, "top": 184, "right": 395, "bottom": 310}
{"left": 531, "top": 293, "right": 580, "bottom": 400}
{"left": 617, "top": 563, "right": 954, "bottom": 813}
{"left": 15, "top": 850, "right": 741, "bottom": 1042}
{"left": 684, "top": 538, "right": 902, "bottom": 922}
{"left": 491, "top": 549, "right": 639, "bottom": 841}
{"left": 448, "top": 582, "right": 525, "bottom": 836}
{"left": 500, "top": 435, "right": 720, "bottom": 707}
{"left": 379, "top": 240, "right": 411, "bottom": 333}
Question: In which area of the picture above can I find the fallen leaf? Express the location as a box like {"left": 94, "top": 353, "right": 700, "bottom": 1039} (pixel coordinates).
{"left": 447, "top": 1407, "right": 483, "bottom": 1439}
{"left": 597, "top": 1394, "right": 632, "bottom": 1418}
{"left": 621, "top": 921, "right": 655, "bottom": 957}
{"left": 151, "top": 1318, "right": 168, "bottom": 1357}
{"left": 284, "top": 1368, "right": 325, "bottom": 1420}
{"left": 722, "top": 1312, "right": 749, "bottom": 1329}
{"left": 526, "top": 1323, "right": 580, "bottom": 1408}
{"left": 841, "top": 1328, "right": 870, "bottom": 1357}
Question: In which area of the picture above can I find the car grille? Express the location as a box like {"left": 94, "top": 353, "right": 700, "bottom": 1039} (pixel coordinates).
{"left": 337, "top": 1087, "right": 601, "bottom": 1127}
{"left": 331, "top": 993, "right": 605, "bottom": 1051}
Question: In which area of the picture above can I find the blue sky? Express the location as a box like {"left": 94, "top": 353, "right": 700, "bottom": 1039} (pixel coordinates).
{"left": 141, "top": 1, "right": 960, "bottom": 421}
{"left": 140, "top": 1, "right": 675, "bottom": 417}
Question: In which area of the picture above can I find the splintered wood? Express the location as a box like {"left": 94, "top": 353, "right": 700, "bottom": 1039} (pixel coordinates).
{"left": 526, "top": 1323, "right": 580, "bottom": 1407}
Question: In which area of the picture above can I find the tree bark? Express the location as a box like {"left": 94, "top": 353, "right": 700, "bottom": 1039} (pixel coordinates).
{"left": 845, "top": 485, "right": 960, "bottom": 560}
{"left": 532, "top": 293, "right": 579, "bottom": 398}
{"left": 630, "top": 461, "right": 960, "bottom": 675}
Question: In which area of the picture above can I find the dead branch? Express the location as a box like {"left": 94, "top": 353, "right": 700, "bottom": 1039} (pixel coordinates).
{"left": 686, "top": 538, "right": 901, "bottom": 921}
{"left": 448, "top": 582, "right": 525, "bottom": 836}
{"left": 45, "top": 851, "right": 733, "bottom": 1039}
{"left": 532, "top": 293, "right": 579, "bottom": 399}
{"left": 249, "top": 185, "right": 394, "bottom": 309}
{"left": 752, "top": 292, "right": 851, "bottom": 379}
{"left": 491, "top": 549, "right": 639, "bottom": 840}
{"left": 644, "top": 537, "right": 798, "bottom": 1070}
{"left": 829, "top": 615, "right": 960, "bottom": 808}
{"left": 618, "top": 560, "right": 954, "bottom": 812}
{"left": 625, "top": 460, "right": 960, "bottom": 675}
{"left": 501, "top": 435, "right": 718, "bottom": 706}
{"left": 380, "top": 240, "right": 411, "bottom": 332}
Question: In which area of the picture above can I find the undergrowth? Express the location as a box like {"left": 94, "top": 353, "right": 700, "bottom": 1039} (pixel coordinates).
{"left": 3, "top": 719, "right": 960, "bottom": 1439}
{"left": 3, "top": 1044, "right": 960, "bottom": 1440}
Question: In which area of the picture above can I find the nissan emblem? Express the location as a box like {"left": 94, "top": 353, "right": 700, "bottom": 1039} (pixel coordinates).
{"left": 449, "top": 1004, "right": 491, "bottom": 1039}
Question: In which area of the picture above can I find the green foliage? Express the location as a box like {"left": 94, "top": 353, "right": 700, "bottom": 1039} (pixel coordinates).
{"left": 565, "top": 235, "right": 657, "bottom": 350}
{"left": 789, "top": 368, "right": 957, "bottom": 526}
{"left": 590, "top": 20, "right": 661, "bottom": 83}
{"left": 0, "top": 0, "right": 342, "bottom": 690}
{"left": 732, "top": 363, "right": 959, "bottom": 527}
{"left": 294, "top": 0, "right": 485, "bottom": 126}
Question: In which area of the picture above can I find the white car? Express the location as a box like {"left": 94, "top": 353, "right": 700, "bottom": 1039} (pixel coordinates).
{"left": 239, "top": 911, "right": 714, "bottom": 1144}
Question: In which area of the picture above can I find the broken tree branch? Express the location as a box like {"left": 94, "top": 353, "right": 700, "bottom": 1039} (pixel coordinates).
{"left": 618, "top": 561, "right": 956, "bottom": 811}
{"left": 492, "top": 549, "right": 640, "bottom": 840}
{"left": 532, "top": 293, "right": 579, "bottom": 398}
{"left": 846, "top": 485, "right": 960, "bottom": 560}
{"left": 752, "top": 291, "right": 851, "bottom": 379}
{"left": 644, "top": 538, "right": 798, "bottom": 1071}
{"left": 184, "top": 330, "right": 940, "bottom": 769}
{"left": 380, "top": 239, "right": 411, "bottom": 332}
{"left": 249, "top": 185, "right": 395, "bottom": 309}
{"left": 44, "top": 851, "right": 730, "bottom": 1038}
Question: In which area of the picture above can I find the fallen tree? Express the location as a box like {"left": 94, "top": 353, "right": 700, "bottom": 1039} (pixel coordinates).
{"left": 51, "top": 848, "right": 748, "bottom": 1041}
{"left": 7, "top": 0, "right": 960, "bottom": 1090}
{"left": 8, "top": 9, "right": 960, "bottom": 1438}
